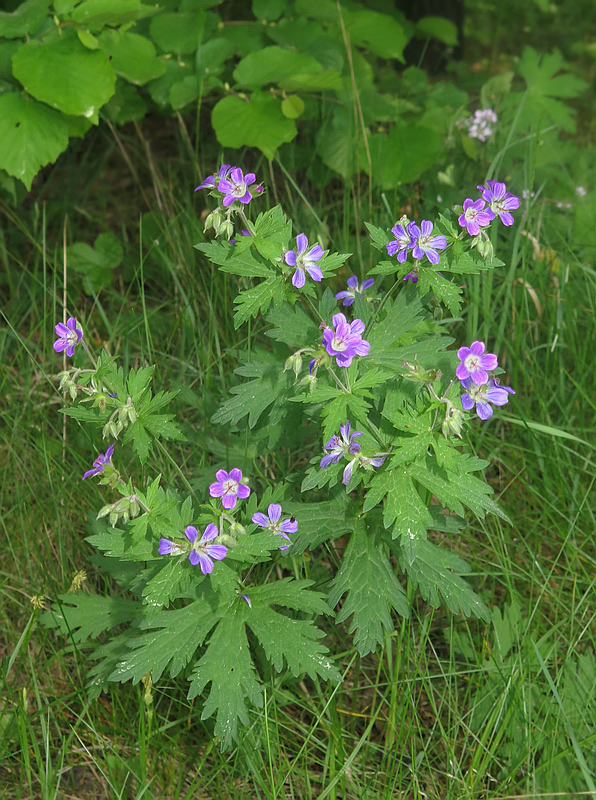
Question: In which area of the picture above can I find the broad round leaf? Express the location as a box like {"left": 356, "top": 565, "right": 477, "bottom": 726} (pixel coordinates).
{"left": 212, "top": 92, "right": 297, "bottom": 160}
{"left": 150, "top": 12, "right": 205, "bottom": 54}
{"left": 69, "top": 0, "right": 157, "bottom": 29}
{"left": 416, "top": 16, "right": 459, "bottom": 46}
{"left": 0, "top": 93, "right": 68, "bottom": 189}
{"left": 12, "top": 36, "right": 115, "bottom": 122}
{"left": 281, "top": 94, "right": 304, "bottom": 119}
{"left": 98, "top": 30, "right": 166, "bottom": 86}
{"left": 0, "top": 0, "right": 50, "bottom": 39}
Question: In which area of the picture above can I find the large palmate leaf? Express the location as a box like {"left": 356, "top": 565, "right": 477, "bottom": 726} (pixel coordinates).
{"left": 212, "top": 92, "right": 297, "bottom": 160}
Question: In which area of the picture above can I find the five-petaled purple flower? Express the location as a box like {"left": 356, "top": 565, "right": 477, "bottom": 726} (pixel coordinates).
{"left": 54, "top": 317, "right": 83, "bottom": 357}
{"left": 458, "top": 198, "right": 493, "bottom": 236}
{"left": 159, "top": 523, "right": 227, "bottom": 574}
{"left": 321, "top": 420, "right": 362, "bottom": 471}
{"left": 195, "top": 164, "right": 232, "bottom": 192}
{"left": 284, "top": 234, "right": 324, "bottom": 288}
{"left": 387, "top": 222, "right": 415, "bottom": 262}
{"left": 460, "top": 377, "right": 515, "bottom": 420}
{"left": 336, "top": 276, "right": 375, "bottom": 306}
{"left": 409, "top": 220, "right": 447, "bottom": 265}
{"left": 82, "top": 444, "right": 115, "bottom": 480}
{"left": 456, "top": 340, "right": 499, "bottom": 385}
{"left": 477, "top": 181, "right": 520, "bottom": 227}
{"left": 252, "top": 503, "right": 298, "bottom": 551}
{"left": 218, "top": 167, "right": 257, "bottom": 207}
{"left": 322, "top": 313, "right": 370, "bottom": 368}
{"left": 209, "top": 468, "right": 250, "bottom": 510}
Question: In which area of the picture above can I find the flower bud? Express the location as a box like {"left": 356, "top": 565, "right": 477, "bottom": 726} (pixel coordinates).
{"left": 92, "top": 391, "right": 109, "bottom": 411}
{"left": 442, "top": 404, "right": 464, "bottom": 439}
{"left": 229, "top": 520, "right": 246, "bottom": 537}
{"left": 472, "top": 234, "right": 494, "bottom": 260}
{"left": 218, "top": 220, "right": 234, "bottom": 240}
{"left": 204, "top": 209, "right": 222, "bottom": 233}
{"left": 284, "top": 352, "right": 303, "bottom": 378}
{"left": 402, "top": 360, "right": 442, "bottom": 385}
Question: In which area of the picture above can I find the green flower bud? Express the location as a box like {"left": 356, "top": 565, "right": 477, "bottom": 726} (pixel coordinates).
{"left": 284, "top": 352, "right": 303, "bottom": 378}
{"left": 442, "top": 404, "right": 464, "bottom": 439}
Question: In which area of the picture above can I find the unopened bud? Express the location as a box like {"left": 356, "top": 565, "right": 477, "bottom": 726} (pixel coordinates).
{"left": 442, "top": 404, "right": 464, "bottom": 438}
{"left": 284, "top": 352, "right": 303, "bottom": 378}
{"left": 204, "top": 209, "right": 222, "bottom": 233}
{"left": 218, "top": 220, "right": 234, "bottom": 240}
{"left": 402, "top": 360, "right": 441, "bottom": 384}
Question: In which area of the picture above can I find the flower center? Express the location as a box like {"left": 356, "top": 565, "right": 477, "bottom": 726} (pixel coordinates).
{"left": 465, "top": 355, "right": 481, "bottom": 372}
{"left": 331, "top": 335, "right": 348, "bottom": 351}
{"left": 231, "top": 180, "right": 246, "bottom": 197}
{"left": 223, "top": 479, "right": 238, "bottom": 494}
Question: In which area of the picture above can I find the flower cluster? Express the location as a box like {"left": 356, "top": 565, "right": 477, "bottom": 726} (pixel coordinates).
{"left": 456, "top": 341, "right": 515, "bottom": 420}
{"left": 320, "top": 420, "right": 386, "bottom": 484}
{"left": 459, "top": 109, "right": 498, "bottom": 141}
{"left": 322, "top": 313, "right": 370, "bottom": 368}
{"left": 386, "top": 219, "right": 447, "bottom": 265}
{"left": 458, "top": 180, "right": 520, "bottom": 236}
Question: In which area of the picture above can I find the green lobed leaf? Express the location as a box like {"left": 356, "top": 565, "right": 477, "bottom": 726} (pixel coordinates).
{"left": 233, "top": 275, "right": 287, "bottom": 328}
{"left": 244, "top": 578, "right": 333, "bottom": 616}
{"left": 266, "top": 303, "right": 319, "bottom": 348}
{"left": 0, "top": 93, "right": 68, "bottom": 190}
{"left": 391, "top": 537, "right": 490, "bottom": 622}
{"left": 410, "top": 456, "right": 511, "bottom": 522}
{"left": 195, "top": 240, "right": 276, "bottom": 278}
{"left": 328, "top": 523, "right": 409, "bottom": 657}
{"left": 110, "top": 601, "right": 220, "bottom": 684}
{"left": 212, "top": 92, "right": 297, "bottom": 160}
{"left": 141, "top": 558, "right": 196, "bottom": 612}
{"left": 41, "top": 593, "right": 139, "bottom": 642}
{"left": 13, "top": 36, "right": 115, "bottom": 123}
{"left": 212, "top": 353, "right": 292, "bottom": 428}
{"left": 417, "top": 269, "right": 463, "bottom": 316}
{"left": 248, "top": 607, "right": 340, "bottom": 680}
{"left": 188, "top": 605, "right": 263, "bottom": 749}
{"left": 279, "top": 499, "right": 354, "bottom": 552}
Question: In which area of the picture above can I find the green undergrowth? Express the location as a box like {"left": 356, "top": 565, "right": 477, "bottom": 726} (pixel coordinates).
{"left": 2, "top": 55, "right": 596, "bottom": 800}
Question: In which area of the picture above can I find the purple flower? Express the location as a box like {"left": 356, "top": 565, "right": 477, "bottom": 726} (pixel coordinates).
{"left": 458, "top": 198, "right": 493, "bottom": 236}
{"left": 404, "top": 271, "right": 418, "bottom": 282}
{"left": 336, "top": 276, "right": 375, "bottom": 306}
{"left": 82, "top": 444, "right": 115, "bottom": 480}
{"left": 456, "top": 340, "right": 499, "bottom": 385}
{"left": 195, "top": 164, "right": 231, "bottom": 191}
{"left": 209, "top": 468, "right": 250, "bottom": 510}
{"left": 460, "top": 377, "right": 515, "bottom": 420}
{"left": 159, "top": 523, "right": 228, "bottom": 574}
{"left": 252, "top": 503, "right": 298, "bottom": 550}
{"left": 54, "top": 317, "right": 83, "bottom": 357}
{"left": 387, "top": 223, "right": 415, "bottom": 263}
{"left": 477, "top": 181, "right": 520, "bottom": 227}
{"left": 409, "top": 220, "right": 447, "bottom": 265}
{"left": 321, "top": 420, "right": 363, "bottom": 471}
{"left": 218, "top": 167, "right": 257, "bottom": 207}
{"left": 322, "top": 313, "right": 370, "bottom": 368}
{"left": 284, "top": 234, "right": 324, "bottom": 289}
